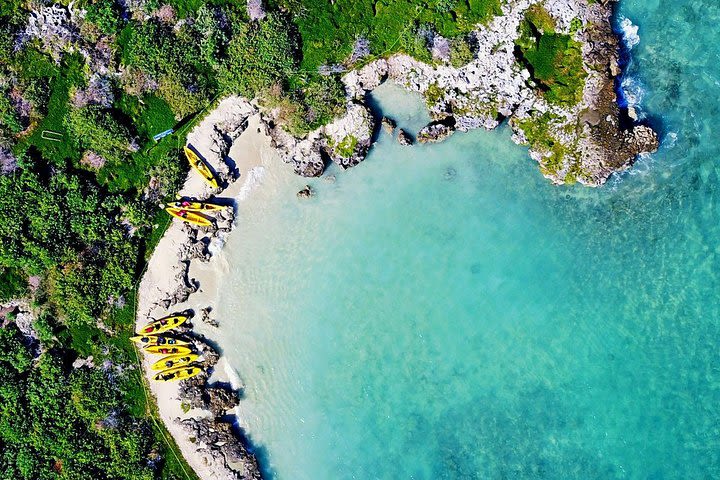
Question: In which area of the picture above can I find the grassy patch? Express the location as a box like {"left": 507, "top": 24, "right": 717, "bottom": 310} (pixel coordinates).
{"left": 144, "top": 210, "right": 174, "bottom": 260}
{"left": 524, "top": 3, "right": 556, "bottom": 34}
{"left": 14, "top": 54, "right": 85, "bottom": 165}
{"left": 117, "top": 93, "right": 177, "bottom": 142}
{"left": 270, "top": 0, "right": 501, "bottom": 72}
{"left": 515, "top": 6, "right": 586, "bottom": 106}
{"left": 333, "top": 135, "right": 358, "bottom": 157}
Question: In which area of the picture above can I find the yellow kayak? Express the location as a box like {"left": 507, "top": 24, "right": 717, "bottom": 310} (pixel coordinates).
{"left": 130, "top": 335, "right": 190, "bottom": 346}
{"left": 153, "top": 365, "right": 203, "bottom": 382}
{"left": 171, "top": 199, "right": 225, "bottom": 212}
{"left": 151, "top": 353, "right": 200, "bottom": 371}
{"left": 165, "top": 207, "right": 213, "bottom": 227}
{"left": 184, "top": 145, "right": 220, "bottom": 189}
{"left": 144, "top": 345, "right": 192, "bottom": 356}
{"left": 138, "top": 314, "right": 189, "bottom": 335}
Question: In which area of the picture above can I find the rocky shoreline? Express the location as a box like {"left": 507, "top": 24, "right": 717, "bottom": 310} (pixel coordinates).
{"left": 260, "top": 0, "right": 657, "bottom": 186}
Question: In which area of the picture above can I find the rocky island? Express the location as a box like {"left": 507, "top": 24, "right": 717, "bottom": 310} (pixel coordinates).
{"left": 0, "top": 0, "right": 659, "bottom": 479}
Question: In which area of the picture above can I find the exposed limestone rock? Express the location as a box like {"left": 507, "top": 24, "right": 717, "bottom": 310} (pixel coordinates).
{"left": 206, "top": 387, "right": 241, "bottom": 416}
{"left": 291, "top": 136, "right": 326, "bottom": 178}
{"left": 179, "top": 417, "right": 262, "bottom": 480}
{"left": 247, "top": 0, "right": 266, "bottom": 20}
{"left": 342, "top": 60, "right": 388, "bottom": 99}
{"left": 200, "top": 306, "right": 219, "bottom": 327}
{"left": 24, "top": 4, "right": 78, "bottom": 60}
{"left": 397, "top": 129, "right": 413, "bottom": 146}
{"left": 163, "top": 260, "right": 199, "bottom": 308}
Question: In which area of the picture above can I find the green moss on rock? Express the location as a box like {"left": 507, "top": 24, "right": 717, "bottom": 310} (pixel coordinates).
{"left": 332, "top": 135, "right": 359, "bottom": 158}
{"left": 515, "top": 5, "right": 587, "bottom": 106}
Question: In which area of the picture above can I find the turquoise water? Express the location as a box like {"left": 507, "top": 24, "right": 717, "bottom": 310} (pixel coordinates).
{"left": 214, "top": 2, "right": 720, "bottom": 478}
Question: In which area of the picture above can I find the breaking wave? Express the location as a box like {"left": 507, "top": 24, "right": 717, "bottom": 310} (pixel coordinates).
{"left": 236, "top": 166, "right": 266, "bottom": 203}
{"left": 619, "top": 17, "right": 640, "bottom": 49}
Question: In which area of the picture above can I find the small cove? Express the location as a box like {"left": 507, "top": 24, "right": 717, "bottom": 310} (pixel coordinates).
{"left": 207, "top": 1, "right": 720, "bottom": 477}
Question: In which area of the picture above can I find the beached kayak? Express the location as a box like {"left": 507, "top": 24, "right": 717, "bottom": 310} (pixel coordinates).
{"left": 151, "top": 353, "right": 200, "bottom": 371}
{"left": 171, "top": 199, "right": 225, "bottom": 212}
{"left": 153, "top": 365, "right": 203, "bottom": 382}
{"left": 165, "top": 207, "right": 213, "bottom": 227}
{"left": 131, "top": 335, "right": 190, "bottom": 346}
{"left": 184, "top": 145, "right": 220, "bottom": 189}
{"left": 138, "top": 314, "right": 189, "bottom": 335}
{"left": 144, "top": 345, "right": 192, "bottom": 356}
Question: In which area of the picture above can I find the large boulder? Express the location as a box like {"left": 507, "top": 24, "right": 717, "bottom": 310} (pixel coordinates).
{"left": 324, "top": 103, "right": 374, "bottom": 169}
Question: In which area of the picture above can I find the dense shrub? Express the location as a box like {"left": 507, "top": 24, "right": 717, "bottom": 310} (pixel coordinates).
{"left": 0, "top": 323, "right": 159, "bottom": 480}
{"left": 269, "top": 0, "right": 501, "bottom": 71}
{"left": 84, "top": 0, "right": 123, "bottom": 36}
{"left": 219, "top": 13, "right": 298, "bottom": 97}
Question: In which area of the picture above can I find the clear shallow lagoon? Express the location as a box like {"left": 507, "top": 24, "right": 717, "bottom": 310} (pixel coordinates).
{"left": 214, "top": 2, "right": 720, "bottom": 478}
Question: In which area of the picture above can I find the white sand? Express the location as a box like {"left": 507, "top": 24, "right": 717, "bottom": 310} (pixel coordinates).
{"left": 136, "top": 104, "right": 292, "bottom": 479}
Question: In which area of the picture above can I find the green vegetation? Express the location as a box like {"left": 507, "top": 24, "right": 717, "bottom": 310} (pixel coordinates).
{"left": 449, "top": 36, "right": 476, "bottom": 67}
{"left": 268, "top": 0, "right": 501, "bottom": 72}
{"left": 0, "top": 268, "right": 27, "bottom": 301}
{"left": 515, "top": 4, "right": 586, "bottom": 105}
{"left": 424, "top": 83, "right": 446, "bottom": 107}
{"left": 220, "top": 13, "right": 298, "bottom": 97}
{"left": 518, "top": 112, "right": 567, "bottom": 174}
{"left": 66, "top": 105, "right": 133, "bottom": 165}
{"left": 518, "top": 111, "right": 585, "bottom": 179}
{"left": 332, "top": 135, "right": 359, "bottom": 158}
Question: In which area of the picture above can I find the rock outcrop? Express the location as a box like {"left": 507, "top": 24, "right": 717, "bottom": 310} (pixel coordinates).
{"left": 260, "top": 0, "right": 657, "bottom": 185}
{"left": 265, "top": 101, "right": 374, "bottom": 176}
{"left": 417, "top": 120, "right": 456, "bottom": 144}
{"left": 296, "top": 185, "right": 314, "bottom": 198}
{"left": 397, "top": 129, "right": 413, "bottom": 146}
{"left": 180, "top": 417, "right": 262, "bottom": 480}
{"left": 334, "top": 0, "right": 658, "bottom": 186}
{"left": 381, "top": 117, "right": 396, "bottom": 135}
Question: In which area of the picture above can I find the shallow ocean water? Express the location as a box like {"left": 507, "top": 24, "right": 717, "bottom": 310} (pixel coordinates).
{"left": 213, "top": 2, "right": 720, "bottom": 478}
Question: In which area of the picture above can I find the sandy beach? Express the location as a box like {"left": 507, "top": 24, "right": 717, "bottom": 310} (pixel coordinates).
{"left": 135, "top": 98, "right": 293, "bottom": 480}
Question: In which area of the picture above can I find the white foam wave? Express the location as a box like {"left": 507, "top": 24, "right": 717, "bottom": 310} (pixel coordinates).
{"left": 665, "top": 132, "right": 678, "bottom": 150}
{"left": 621, "top": 76, "right": 645, "bottom": 110}
{"left": 619, "top": 17, "right": 640, "bottom": 49}
{"left": 223, "top": 361, "right": 244, "bottom": 390}
{"left": 235, "top": 166, "right": 266, "bottom": 202}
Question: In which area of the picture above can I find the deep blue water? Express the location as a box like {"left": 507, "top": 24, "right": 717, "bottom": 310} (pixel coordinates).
{"left": 212, "top": 2, "right": 720, "bottom": 478}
